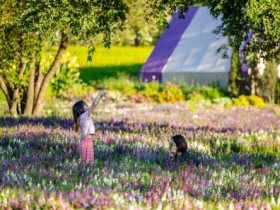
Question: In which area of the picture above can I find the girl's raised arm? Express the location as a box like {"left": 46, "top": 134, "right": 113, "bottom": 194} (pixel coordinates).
{"left": 88, "top": 90, "right": 107, "bottom": 114}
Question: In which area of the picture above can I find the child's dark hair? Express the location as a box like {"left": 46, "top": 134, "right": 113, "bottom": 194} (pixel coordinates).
{"left": 172, "top": 135, "right": 188, "bottom": 153}
{"left": 72, "top": 100, "right": 88, "bottom": 132}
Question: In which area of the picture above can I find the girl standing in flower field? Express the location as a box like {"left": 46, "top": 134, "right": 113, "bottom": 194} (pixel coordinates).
{"left": 72, "top": 90, "right": 107, "bottom": 164}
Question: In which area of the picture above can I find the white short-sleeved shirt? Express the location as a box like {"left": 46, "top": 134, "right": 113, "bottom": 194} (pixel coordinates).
{"left": 79, "top": 110, "right": 95, "bottom": 138}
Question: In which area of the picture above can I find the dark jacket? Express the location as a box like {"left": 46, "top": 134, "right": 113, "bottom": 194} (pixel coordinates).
{"left": 176, "top": 151, "right": 201, "bottom": 167}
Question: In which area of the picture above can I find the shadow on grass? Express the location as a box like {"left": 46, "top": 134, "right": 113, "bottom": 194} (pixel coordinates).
{"left": 79, "top": 64, "right": 143, "bottom": 84}
{"left": 0, "top": 116, "right": 73, "bottom": 129}
{"left": 0, "top": 116, "right": 278, "bottom": 170}
{"left": 0, "top": 116, "right": 250, "bottom": 134}
{"left": 0, "top": 116, "right": 279, "bottom": 162}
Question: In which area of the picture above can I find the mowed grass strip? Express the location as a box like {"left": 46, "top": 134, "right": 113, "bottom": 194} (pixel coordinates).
{"left": 67, "top": 46, "right": 154, "bottom": 84}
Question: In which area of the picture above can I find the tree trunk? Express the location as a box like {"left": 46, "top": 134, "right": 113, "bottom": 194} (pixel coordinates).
{"left": 0, "top": 76, "right": 16, "bottom": 115}
{"left": 24, "top": 66, "right": 35, "bottom": 115}
{"left": 34, "top": 63, "right": 43, "bottom": 102}
{"left": 33, "top": 33, "right": 68, "bottom": 116}
{"left": 10, "top": 61, "right": 27, "bottom": 116}
{"left": 10, "top": 90, "right": 19, "bottom": 115}
{"left": 134, "top": 31, "right": 141, "bottom": 46}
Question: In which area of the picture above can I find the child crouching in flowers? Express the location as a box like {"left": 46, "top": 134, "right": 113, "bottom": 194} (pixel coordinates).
{"left": 169, "top": 134, "right": 201, "bottom": 167}
{"left": 72, "top": 90, "right": 107, "bottom": 164}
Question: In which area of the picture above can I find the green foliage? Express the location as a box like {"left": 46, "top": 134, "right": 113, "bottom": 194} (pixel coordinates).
{"left": 232, "top": 95, "right": 250, "bottom": 106}
{"left": 247, "top": 95, "right": 266, "bottom": 106}
{"left": 232, "top": 95, "right": 265, "bottom": 107}
{"left": 97, "top": 75, "right": 227, "bottom": 104}
{"left": 146, "top": 0, "right": 194, "bottom": 29}
{"left": 134, "top": 82, "right": 184, "bottom": 103}
{"left": 245, "top": 0, "right": 280, "bottom": 60}
{"left": 141, "top": 82, "right": 162, "bottom": 102}
{"left": 230, "top": 143, "right": 241, "bottom": 153}
{"left": 162, "top": 83, "right": 185, "bottom": 103}
{"left": 113, "top": 0, "right": 162, "bottom": 46}
{"left": 21, "top": 0, "right": 129, "bottom": 60}
{"left": 180, "top": 85, "right": 227, "bottom": 102}
{"left": 206, "top": 0, "right": 280, "bottom": 61}
{"left": 50, "top": 52, "right": 81, "bottom": 97}
{"left": 99, "top": 73, "right": 137, "bottom": 96}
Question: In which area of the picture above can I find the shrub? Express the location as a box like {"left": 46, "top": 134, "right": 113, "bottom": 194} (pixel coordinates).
{"left": 188, "top": 91, "right": 205, "bottom": 102}
{"left": 162, "top": 83, "right": 185, "bottom": 103}
{"left": 97, "top": 73, "right": 137, "bottom": 96}
{"left": 232, "top": 95, "right": 250, "bottom": 106}
{"left": 247, "top": 95, "right": 266, "bottom": 106}
{"left": 139, "top": 82, "right": 185, "bottom": 103}
{"left": 180, "top": 84, "right": 227, "bottom": 102}
{"left": 201, "top": 86, "right": 227, "bottom": 101}
{"left": 51, "top": 52, "right": 81, "bottom": 97}
{"left": 141, "top": 82, "right": 164, "bottom": 103}
{"left": 232, "top": 95, "right": 265, "bottom": 107}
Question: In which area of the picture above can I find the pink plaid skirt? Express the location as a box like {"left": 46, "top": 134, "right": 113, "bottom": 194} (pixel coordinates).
{"left": 78, "top": 135, "right": 94, "bottom": 164}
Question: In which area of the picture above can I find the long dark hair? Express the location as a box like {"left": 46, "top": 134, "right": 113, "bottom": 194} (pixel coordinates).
{"left": 72, "top": 100, "right": 88, "bottom": 132}
{"left": 172, "top": 135, "right": 188, "bottom": 153}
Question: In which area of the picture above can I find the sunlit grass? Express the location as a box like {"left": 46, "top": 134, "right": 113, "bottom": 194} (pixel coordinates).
{"left": 67, "top": 45, "right": 153, "bottom": 67}
{"left": 66, "top": 45, "right": 153, "bottom": 84}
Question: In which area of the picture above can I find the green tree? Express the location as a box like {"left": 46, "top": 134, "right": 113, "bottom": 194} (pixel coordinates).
{"left": 205, "top": 0, "right": 279, "bottom": 60}
{"left": 113, "top": 0, "right": 161, "bottom": 46}
{"left": 228, "top": 48, "right": 243, "bottom": 97}
{"left": 204, "top": 0, "right": 280, "bottom": 95}
{"left": 0, "top": 0, "right": 127, "bottom": 116}
{"left": 257, "top": 61, "right": 278, "bottom": 103}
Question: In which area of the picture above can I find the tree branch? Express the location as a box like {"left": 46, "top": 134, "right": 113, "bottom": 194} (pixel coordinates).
{"left": 34, "top": 62, "right": 43, "bottom": 101}
{"left": 10, "top": 60, "right": 27, "bottom": 115}
{"left": 33, "top": 32, "right": 68, "bottom": 115}
{"left": 18, "top": 60, "right": 27, "bottom": 78}
{"left": 24, "top": 64, "right": 35, "bottom": 115}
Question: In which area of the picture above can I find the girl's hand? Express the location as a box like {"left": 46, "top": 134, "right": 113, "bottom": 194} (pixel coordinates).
{"left": 88, "top": 90, "right": 108, "bottom": 114}
{"left": 99, "top": 90, "right": 107, "bottom": 97}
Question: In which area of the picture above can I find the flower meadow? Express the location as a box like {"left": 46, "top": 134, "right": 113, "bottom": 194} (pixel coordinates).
{"left": 0, "top": 102, "right": 280, "bottom": 209}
